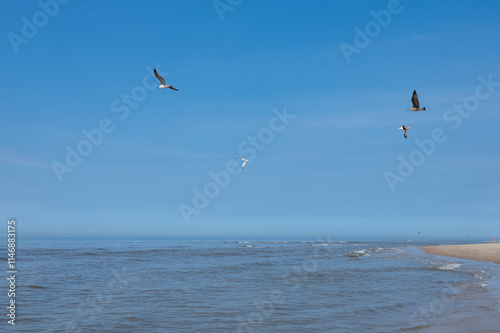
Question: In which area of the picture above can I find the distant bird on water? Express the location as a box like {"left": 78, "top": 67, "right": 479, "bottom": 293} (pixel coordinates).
{"left": 236, "top": 156, "right": 248, "bottom": 169}
{"left": 408, "top": 90, "right": 425, "bottom": 111}
{"left": 399, "top": 125, "right": 411, "bottom": 139}
{"left": 154, "top": 69, "right": 178, "bottom": 91}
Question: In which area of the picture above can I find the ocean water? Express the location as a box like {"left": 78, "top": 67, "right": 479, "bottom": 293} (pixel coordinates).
{"left": 3, "top": 238, "right": 500, "bottom": 332}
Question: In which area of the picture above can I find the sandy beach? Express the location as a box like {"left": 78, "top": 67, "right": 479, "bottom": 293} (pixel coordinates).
{"left": 421, "top": 243, "right": 500, "bottom": 265}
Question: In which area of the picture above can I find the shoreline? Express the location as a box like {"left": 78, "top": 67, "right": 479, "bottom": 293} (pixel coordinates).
{"left": 420, "top": 243, "right": 500, "bottom": 265}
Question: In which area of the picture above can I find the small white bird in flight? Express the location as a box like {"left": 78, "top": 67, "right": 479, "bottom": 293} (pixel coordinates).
{"left": 399, "top": 125, "right": 411, "bottom": 139}
{"left": 408, "top": 90, "right": 425, "bottom": 111}
{"left": 235, "top": 156, "right": 248, "bottom": 169}
{"left": 154, "top": 69, "right": 179, "bottom": 91}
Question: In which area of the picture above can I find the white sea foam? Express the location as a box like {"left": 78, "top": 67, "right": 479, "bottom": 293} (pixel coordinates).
{"left": 473, "top": 273, "right": 490, "bottom": 287}
{"left": 386, "top": 247, "right": 405, "bottom": 254}
{"left": 351, "top": 249, "right": 370, "bottom": 256}
{"left": 472, "top": 270, "right": 493, "bottom": 287}
{"left": 438, "top": 263, "right": 462, "bottom": 271}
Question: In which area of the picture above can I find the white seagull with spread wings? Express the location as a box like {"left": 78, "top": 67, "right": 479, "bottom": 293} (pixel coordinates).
{"left": 399, "top": 125, "right": 411, "bottom": 139}
{"left": 236, "top": 156, "right": 248, "bottom": 169}
{"left": 408, "top": 90, "right": 425, "bottom": 111}
{"left": 154, "top": 69, "right": 178, "bottom": 91}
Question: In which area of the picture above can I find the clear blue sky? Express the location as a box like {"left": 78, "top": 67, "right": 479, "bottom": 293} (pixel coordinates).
{"left": 1, "top": 0, "right": 499, "bottom": 239}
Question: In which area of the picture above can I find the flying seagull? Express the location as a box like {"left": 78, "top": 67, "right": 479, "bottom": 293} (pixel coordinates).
{"left": 235, "top": 156, "right": 248, "bottom": 169}
{"left": 399, "top": 125, "right": 411, "bottom": 139}
{"left": 408, "top": 90, "right": 425, "bottom": 111}
{"left": 154, "top": 69, "right": 179, "bottom": 91}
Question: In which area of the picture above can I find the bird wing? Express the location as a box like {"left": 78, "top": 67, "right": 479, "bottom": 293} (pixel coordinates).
{"left": 241, "top": 161, "right": 247, "bottom": 168}
{"left": 411, "top": 90, "right": 420, "bottom": 108}
{"left": 154, "top": 69, "right": 166, "bottom": 85}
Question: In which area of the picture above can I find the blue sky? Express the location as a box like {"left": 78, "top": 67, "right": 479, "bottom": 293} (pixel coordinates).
{"left": 1, "top": 0, "right": 499, "bottom": 239}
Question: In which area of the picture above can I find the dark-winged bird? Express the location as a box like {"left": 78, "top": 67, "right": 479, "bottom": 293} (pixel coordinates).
{"left": 408, "top": 90, "right": 425, "bottom": 111}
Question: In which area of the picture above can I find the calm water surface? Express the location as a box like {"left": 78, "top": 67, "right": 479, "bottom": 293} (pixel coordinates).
{"left": 2, "top": 238, "right": 500, "bottom": 332}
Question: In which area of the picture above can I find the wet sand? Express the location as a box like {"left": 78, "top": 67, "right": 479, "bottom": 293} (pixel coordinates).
{"left": 421, "top": 243, "right": 500, "bottom": 265}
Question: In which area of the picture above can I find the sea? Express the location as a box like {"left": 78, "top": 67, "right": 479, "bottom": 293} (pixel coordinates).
{"left": 2, "top": 238, "right": 500, "bottom": 332}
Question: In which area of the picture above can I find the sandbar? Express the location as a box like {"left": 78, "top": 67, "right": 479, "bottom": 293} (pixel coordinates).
{"left": 420, "top": 243, "right": 500, "bottom": 265}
